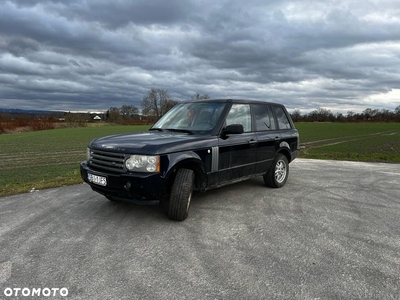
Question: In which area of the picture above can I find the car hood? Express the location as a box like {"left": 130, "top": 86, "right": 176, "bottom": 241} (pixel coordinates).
{"left": 89, "top": 131, "right": 216, "bottom": 154}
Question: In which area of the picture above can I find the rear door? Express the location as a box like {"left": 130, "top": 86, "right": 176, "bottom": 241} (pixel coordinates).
{"left": 253, "top": 104, "right": 281, "bottom": 174}
{"left": 273, "top": 105, "right": 299, "bottom": 155}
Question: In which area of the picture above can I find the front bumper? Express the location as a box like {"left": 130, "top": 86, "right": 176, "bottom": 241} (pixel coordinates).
{"left": 80, "top": 161, "right": 164, "bottom": 204}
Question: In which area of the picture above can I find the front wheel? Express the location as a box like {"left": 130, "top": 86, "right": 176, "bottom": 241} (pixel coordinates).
{"left": 264, "top": 154, "right": 289, "bottom": 188}
{"left": 168, "top": 169, "right": 194, "bottom": 221}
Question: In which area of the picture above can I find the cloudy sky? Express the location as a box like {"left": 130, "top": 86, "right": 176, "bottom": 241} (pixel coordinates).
{"left": 0, "top": 0, "right": 400, "bottom": 113}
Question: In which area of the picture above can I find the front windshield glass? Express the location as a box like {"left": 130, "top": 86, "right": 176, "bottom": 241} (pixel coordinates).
{"left": 152, "top": 102, "right": 226, "bottom": 133}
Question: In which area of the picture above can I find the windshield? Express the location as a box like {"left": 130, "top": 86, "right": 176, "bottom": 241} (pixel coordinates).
{"left": 151, "top": 102, "right": 226, "bottom": 133}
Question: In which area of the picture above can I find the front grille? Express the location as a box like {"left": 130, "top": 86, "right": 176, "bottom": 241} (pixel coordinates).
{"left": 89, "top": 149, "right": 127, "bottom": 173}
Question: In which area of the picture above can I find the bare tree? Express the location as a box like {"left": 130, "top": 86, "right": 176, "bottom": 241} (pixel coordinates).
{"left": 142, "top": 89, "right": 175, "bottom": 118}
{"left": 120, "top": 105, "right": 139, "bottom": 117}
{"left": 362, "top": 108, "right": 379, "bottom": 120}
{"left": 107, "top": 107, "right": 121, "bottom": 122}
{"left": 335, "top": 112, "right": 345, "bottom": 122}
{"left": 307, "top": 108, "right": 332, "bottom": 122}
{"left": 346, "top": 111, "right": 355, "bottom": 120}
{"left": 290, "top": 109, "right": 302, "bottom": 122}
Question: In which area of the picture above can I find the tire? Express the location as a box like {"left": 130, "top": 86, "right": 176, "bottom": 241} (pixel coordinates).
{"left": 264, "top": 154, "right": 289, "bottom": 188}
{"left": 168, "top": 168, "right": 194, "bottom": 221}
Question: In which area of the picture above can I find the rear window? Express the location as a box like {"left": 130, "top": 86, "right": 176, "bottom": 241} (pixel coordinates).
{"left": 274, "top": 106, "right": 292, "bottom": 129}
{"left": 253, "top": 104, "right": 277, "bottom": 131}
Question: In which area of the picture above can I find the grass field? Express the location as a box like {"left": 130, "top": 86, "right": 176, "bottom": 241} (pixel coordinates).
{"left": 296, "top": 123, "right": 400, "bottom": 162}
{"left": 0, "top": 123, "right": 399, "bottom": 197}
{"left": 0, "top": 125, "right": 150, "bottom": 197}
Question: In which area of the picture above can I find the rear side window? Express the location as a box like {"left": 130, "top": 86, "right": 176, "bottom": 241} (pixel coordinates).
{"left": 253, "top": 104, "right": 275, "bottom": 131}
{"left": 274, "top": 106, "right": 292, "bottom": 129}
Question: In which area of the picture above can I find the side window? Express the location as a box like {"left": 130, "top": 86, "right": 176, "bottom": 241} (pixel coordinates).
{"left": 254, "top": 104, "right": 273, "bottom": 131}
{"left": 274, "top": 106, "right": 292, "bottom": 129}
{"left": 225, "top": 104, "right": 251, "bottom": 132}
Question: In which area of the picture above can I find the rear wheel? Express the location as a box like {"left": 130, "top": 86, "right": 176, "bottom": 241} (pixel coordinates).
{"left": 264, "top": 154, "right": 289, "bottom": 188}
{"left": 168, "top": 169, "right": 194, "bottom": 221}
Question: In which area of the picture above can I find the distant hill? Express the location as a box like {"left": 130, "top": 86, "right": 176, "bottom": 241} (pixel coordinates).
{"left": 0, "top": 108, "right": 64, "bottom": 115}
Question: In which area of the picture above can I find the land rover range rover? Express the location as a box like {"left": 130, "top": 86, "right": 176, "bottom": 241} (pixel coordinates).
{"left": 80, "top": 99, "right": 299, "bottom": 221}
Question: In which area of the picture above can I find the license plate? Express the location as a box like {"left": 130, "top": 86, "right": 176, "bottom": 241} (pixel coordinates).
{"left": 88, "top": 173, "right": 107, "bottom": 186}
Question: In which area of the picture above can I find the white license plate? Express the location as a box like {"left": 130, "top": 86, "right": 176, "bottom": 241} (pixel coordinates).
{"left": 88, "top": 173, "right": 107, "bottom": 186}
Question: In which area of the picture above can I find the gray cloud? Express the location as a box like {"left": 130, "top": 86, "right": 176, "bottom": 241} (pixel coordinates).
{"left": 0, "top": 0, "right": 400, "bottom": 113}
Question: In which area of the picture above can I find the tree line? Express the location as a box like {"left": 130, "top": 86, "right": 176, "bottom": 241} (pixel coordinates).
{"left": 290, "top": 107, "right": 400, "bottom": 122}
{"left": 106, "top": 88, "right": 400, "bottom": 123}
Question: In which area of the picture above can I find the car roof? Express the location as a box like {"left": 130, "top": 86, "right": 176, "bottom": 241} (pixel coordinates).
{"left": 183, "top": 98, "right": 286, "bottom": 107}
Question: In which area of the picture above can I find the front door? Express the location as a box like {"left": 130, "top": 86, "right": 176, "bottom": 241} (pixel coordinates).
{"left": 218, "top": 104, "right": 257, "bottom": 183}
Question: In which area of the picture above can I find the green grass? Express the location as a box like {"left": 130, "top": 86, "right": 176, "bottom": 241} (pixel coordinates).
{"left": 295, "top": 123, "right": 400, "bottom": 162}
{"left": 0, "top": 125, "right": 150, "bottom": 197}
{"left": 0, "top": 123, "right": 399, "bottom": 197}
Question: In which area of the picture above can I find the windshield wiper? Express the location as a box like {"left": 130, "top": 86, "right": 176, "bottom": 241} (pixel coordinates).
{"left": 149, "top": 128, "right": 164, "bottom": 132}
{"left": 164, "top": 128, "right": 193, "bottom": 135}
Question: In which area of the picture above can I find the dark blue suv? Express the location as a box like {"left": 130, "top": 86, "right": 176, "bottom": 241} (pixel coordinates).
{"left": 80, "top": 99, "right": 299, "bottom": 220}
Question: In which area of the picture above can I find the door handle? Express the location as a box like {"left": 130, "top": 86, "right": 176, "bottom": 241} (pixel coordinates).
{"left": 274, "top": 136, "right": 281, "bottom": 141}
{"left": 248, "top": 139, "right": 257, "bottom": 145}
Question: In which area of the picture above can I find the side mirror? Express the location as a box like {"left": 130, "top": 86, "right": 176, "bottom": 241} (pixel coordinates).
{"left": 223, "top": 124, "right": 244, "bottom": 135}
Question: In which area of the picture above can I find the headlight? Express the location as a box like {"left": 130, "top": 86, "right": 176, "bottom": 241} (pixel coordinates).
{"left": 86, "top": 147, "right": 91, "bottom": 161}
{"left": 125, "top": 155, "right": 160, "bottom": 173}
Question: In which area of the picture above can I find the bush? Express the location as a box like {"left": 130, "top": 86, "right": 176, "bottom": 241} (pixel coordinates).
{"left": 0, "top": 117, "right": 56, "bottom": 134}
